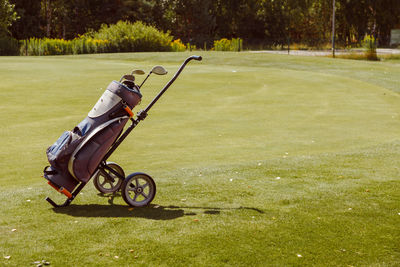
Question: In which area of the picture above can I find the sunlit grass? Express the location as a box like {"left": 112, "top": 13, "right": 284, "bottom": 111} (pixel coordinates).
{"left": 0, "top": 52, "right": 399, "bottom": 266}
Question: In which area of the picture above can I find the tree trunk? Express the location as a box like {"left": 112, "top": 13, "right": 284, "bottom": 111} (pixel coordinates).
{"left": 46, "top": 0, "right": 51, "bottom": 37}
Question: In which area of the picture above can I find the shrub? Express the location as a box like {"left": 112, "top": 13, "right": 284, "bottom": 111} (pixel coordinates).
{"left": 0, "top": 35, "right": 19, "bottom": 55}
{"left": 213, "top": 38, "right": 243, "bottom": 51}
{"left": 90, "top": 21, "right": 173, "bottom": 52}
{"left": 213, "top": 38, "right": 231, "bottom": 51}
{"left": 362, "top": 35, "right": 378, "bottom": 61}
{"left": 186, "top": 42, "right": 197, "bottom": 51}
{"left": 21, "top": 37, "right": 110, "bottom": 56}
{"left": 20, "top": 21, "right": 180, "bottom": 55}
{"left": 170, "top": 39, "right": 186, "bottom": 52}
{"left": 230, "top": 38, "right": 243, "bottom": 51}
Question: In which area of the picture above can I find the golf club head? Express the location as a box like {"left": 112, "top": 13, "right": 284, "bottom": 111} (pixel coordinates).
{"left": 131, "top": 69, "right": 145, "bottom": 75}
{"left": 119, "top": 74, "right": 135, "bottom": 82}
{"left": 151, "top": 65, "right": 168, "bottom": 75}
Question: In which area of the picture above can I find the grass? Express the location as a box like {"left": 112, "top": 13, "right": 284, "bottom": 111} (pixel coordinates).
{"left": 381, "top": 53, "right": 400, "bottom": 62}
{"left": 0, "top": 51, "right": 399, "bottom": 266}
{"left": 333, "top": 52, "right": 379, "bottom": 61}
{"left": 329, "top": 50, "right": 400, "bottom": 62}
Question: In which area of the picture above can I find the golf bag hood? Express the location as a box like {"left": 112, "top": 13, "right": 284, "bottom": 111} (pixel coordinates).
{"left": 45, "top": 81, "right": 142, "bottom": 191}
{"left": 75, "top": 81, "right": 142, "bottom": 136}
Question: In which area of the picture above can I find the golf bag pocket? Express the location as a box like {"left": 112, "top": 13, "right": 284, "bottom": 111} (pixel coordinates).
{"left": 68, "top": 117, "right": 128, "bottom": 183}
{"left": 47, "top": 131, "right": 82, "bottom": 170}
{"left": 44, "top": 166, "right": 79, "bottom": 194}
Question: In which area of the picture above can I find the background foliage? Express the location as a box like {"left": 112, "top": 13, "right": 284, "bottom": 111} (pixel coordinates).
{"left": 6, "top": 0, "right": 400, "bottom": 50}
{"left": 19, "top": 21, "right": 195, "bottom": 55}
{"left": 0, "top": 0, "right": 18, "bottom": 36}
{"left": 89, "top": 21, "right": 172, "bottom": 52}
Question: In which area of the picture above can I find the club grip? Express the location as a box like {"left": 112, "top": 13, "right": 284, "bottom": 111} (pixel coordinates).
{"left": 191, "top": 55, "right": 202, "bottom": 61}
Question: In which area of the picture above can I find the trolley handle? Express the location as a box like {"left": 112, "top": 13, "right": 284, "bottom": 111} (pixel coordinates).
{"left": 191, "top": 55, "right": 202, "bottom": 61}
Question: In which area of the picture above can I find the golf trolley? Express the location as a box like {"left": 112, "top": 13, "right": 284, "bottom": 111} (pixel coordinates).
{"left": 43, "top": 55, "right": 202, "bottom": 208}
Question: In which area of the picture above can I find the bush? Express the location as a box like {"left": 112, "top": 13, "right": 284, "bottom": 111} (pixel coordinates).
{"left": 362, "top": 35, "right": 378, "bottom": 61}
{"left": 170, "top": 39, "right": 186, "bottom": 52}
{"left": 0, "top": 35, "right": 19, "bottom": 55}
{"left": 70, "top": 37, "right": 110, "bottom": 54}
{"left": 213, "top": 38, "right": 231, "bottom": 51}
{"left": 213, "top": 38, "right": 243, "bottom": 51}
{"left": 20, "top": 37, "right": 111, "bottom": 56}
{"left": 230, "top": 38, "right": 243, "bottom": 51}
{"left": 90, "top": 21, "right": 173, "bottom": 52}
{"left": 186, "top": 42, "right": 197, "bottom": 51}
{"left": 20, "top": 21, "right": 176, "bottom": 55}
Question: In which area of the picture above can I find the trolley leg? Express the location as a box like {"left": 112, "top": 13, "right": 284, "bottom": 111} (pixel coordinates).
{"left": 45, "top": 182, "right": 86, "bottom": 208}
{"left": 45, "top": 197, "right": 59, "bottom": 208}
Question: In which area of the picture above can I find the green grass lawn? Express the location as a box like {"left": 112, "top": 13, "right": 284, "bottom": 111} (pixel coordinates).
{"left": 0, "top": 52, "right": 399, "bottom": 266}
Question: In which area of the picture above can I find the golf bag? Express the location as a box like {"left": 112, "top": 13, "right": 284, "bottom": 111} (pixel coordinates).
{"left": 43, "top": 80, "right": 142, "bottom": 196}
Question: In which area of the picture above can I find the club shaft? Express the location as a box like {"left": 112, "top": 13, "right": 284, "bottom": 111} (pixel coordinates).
{"left": 139, "top": 73, "right": 151, "bottom": 88}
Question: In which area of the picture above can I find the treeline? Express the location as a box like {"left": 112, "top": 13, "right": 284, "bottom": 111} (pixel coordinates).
{"left": 2, "top": 0, "right": 400, "bottom": 52}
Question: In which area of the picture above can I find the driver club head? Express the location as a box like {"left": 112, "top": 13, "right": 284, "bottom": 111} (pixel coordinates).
{"left": 131, "top": 69, "right": 145, "bottom": 75}
{"left": 151, "top": 65, "right": 168, "bottom": 75}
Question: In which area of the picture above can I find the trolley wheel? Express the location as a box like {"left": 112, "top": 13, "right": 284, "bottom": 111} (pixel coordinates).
{"left": 93, "top": 162, "right": 125, "bottom": 194}
{"left": 121, "top": 172, "right": 156, "bottom": 207}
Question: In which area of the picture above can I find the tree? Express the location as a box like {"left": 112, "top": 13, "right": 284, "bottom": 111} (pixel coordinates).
{"left": 372, "top": 0, "right": 400, "bottom": 46}
{"left": 160, "top": 0, "right": 216, "bottom": 46}
{"left": 10, "top": 0, "right": 42, "bottom": 39}
{"left": 0, "top": 0, "right": 18, "bottom": 36}
{"left": 5, "top": 0, "right": 400, "bottom": 48}
{"left": 118, "top": 0, "right": 155, "bottom": 24}
{"left": 213, "top": 0, "right": 263, "bottom": 41}
{"left": 0, "top": 0, "right": 19, "bottom": 55}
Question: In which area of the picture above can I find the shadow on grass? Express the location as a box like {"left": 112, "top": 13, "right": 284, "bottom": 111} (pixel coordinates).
{"left": 54, "top": 204, "right": 186, "bottom": 220}
{"left": 52, "top": 193, "right": 264, "bottom": 220}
